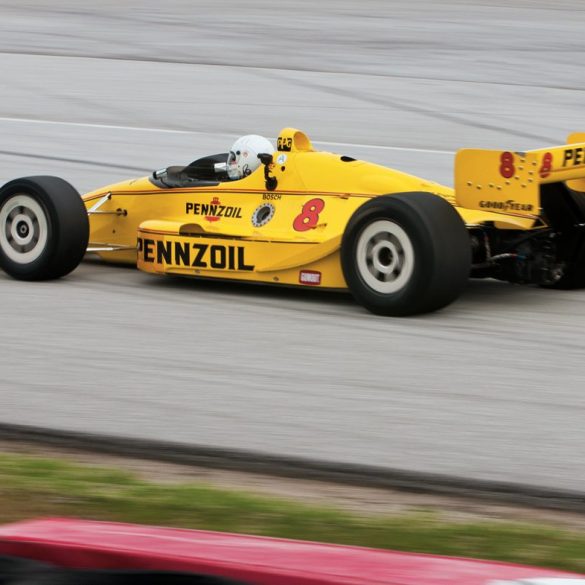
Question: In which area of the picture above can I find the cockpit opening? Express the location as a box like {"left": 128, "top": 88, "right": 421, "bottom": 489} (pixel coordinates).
{"left": 150, "top": 153, "right": 230, "bottom": 189}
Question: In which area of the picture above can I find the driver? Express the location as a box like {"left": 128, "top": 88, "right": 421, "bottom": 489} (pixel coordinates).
{"left": 226, "top": 135, "right": 275, "bottom": 180}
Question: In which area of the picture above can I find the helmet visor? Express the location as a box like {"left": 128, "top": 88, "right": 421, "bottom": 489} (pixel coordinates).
{"left": 226, "top": 150, "right": 240, "bottom": 179}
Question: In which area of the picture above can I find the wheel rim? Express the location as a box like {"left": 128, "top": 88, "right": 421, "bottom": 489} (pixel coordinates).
{"left": 0, "top": 194, "right": 49, "bottom": 264}
{"left": 355, "top": 219, "right": 414, "bottom": 294}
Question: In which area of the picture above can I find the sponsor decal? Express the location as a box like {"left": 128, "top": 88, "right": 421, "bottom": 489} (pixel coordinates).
{"left": 185, "top": 197, "right": 243, "bottom": 221}
{"left": 276, "top": 154, "right": 287, "bottom": 165}
{"left": 263, "top": 192, "right": 282, "bottom": 201}
{"left": 252, "top": 203, "right": 275, "bottom": 227}
{"left": 562, "top": 147, "right": 585, "bottom": 167}
{"left": 277, "top": 136, "right": 292, "bottom": 151}
{"left": 299, "top": 270, "right": 322, "bottom": 286}
{"left": 479, "top": 200, "right": 534, "bottom": 212}
{"left": 138, "top": 238, "right": 254, "bottom": 271}
{"left": 240, "top": 151, "right": 253, "bottom": 177}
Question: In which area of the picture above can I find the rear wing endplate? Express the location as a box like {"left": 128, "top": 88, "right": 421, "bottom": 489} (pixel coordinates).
{"left": 455, "top": 133, "right": 585, "bottom": 217}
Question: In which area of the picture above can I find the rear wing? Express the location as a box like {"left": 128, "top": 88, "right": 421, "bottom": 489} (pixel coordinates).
{"left": 454, "top": 133, "right": 585, "bottom": 217}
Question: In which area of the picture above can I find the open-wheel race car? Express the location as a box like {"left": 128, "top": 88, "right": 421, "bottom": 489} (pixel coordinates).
{"left": 2, "top": 128, "right": 585, "bottom": 316}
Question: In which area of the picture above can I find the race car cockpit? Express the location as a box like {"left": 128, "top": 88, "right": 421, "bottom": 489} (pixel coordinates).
{"left": 150, "top": 153, "right": 230, "bottom": 189}
{"left": 151, "top": 135, "right": 276, "bottom": 189}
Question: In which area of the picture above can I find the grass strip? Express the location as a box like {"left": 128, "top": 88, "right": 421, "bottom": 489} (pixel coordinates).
{"left": 0, "top": 452, "right": 584, "bottom": 572}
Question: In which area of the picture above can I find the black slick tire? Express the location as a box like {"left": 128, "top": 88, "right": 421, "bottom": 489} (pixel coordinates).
{"left": 0, "top": 176, "right": 89, "bottom": 280}
{"left": 341, "top": 193, "right": 471, "bottom": 316}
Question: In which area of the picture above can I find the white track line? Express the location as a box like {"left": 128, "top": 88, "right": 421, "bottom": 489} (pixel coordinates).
{"left": 0, "top": 116, "right": 205, "bottom": 135}
{"left": 0, "top": 115, "right": 455, "bottom": 155}
{"left": 315, "top": 140, "right": 453, "bottom": 155}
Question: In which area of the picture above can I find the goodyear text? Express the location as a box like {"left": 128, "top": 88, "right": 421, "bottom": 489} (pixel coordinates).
{"left": 479, "top": 200, "right": 534, "bottom": 212}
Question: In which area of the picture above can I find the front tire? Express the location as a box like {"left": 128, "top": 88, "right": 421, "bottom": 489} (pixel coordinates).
{"left": 0, "top": 176, "right": 89, "bottom": 280}
{"left": 341, "top": 193, "right": 471, "bottom": 316}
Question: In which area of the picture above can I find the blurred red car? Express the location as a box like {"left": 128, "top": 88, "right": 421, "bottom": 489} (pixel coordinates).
{"left": 0, "top": 518, "right": 582, "bottom": 585}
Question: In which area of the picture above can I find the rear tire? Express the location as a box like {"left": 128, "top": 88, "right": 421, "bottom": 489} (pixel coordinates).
{"left": 341, "top": 193, "right": 471, "bottom": 316}
{"left": 0, "top": 176, "right": 89, "bottom": 280}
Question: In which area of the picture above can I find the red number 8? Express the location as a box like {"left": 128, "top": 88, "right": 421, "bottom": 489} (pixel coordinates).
{"left": 293, "top": 198, "right": 325, "bottom": 231}
{"left": 499, "top": 151, "right": 515, "bottom": 179}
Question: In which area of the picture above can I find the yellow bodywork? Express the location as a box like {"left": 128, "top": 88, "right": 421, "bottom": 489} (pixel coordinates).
{"left": 455, "top": 134, "right": 585, "bottom": 229}
{"left": 82, "top": 128, "right": 585, "bottom": 289}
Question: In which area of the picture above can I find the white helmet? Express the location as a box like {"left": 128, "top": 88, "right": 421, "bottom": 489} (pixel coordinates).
{"left": 227, "top": 135, "right": 275, "bottom": 180}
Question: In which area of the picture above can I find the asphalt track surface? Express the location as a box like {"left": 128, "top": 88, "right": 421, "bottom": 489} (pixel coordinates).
{"left": 1, "top": 0, "right": 585, "bottom": 494}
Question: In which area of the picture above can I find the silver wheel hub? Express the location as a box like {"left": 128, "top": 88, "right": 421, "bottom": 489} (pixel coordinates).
{"left": 356, "top": 219, "right": 414, "bottom": 294}
{"left": 0, "top": 194, "right": 49, "bottom": 264}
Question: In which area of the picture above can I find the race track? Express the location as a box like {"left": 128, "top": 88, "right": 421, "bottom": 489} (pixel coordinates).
{"left": 1, "top": 0, "right": 585, "bottom": 492}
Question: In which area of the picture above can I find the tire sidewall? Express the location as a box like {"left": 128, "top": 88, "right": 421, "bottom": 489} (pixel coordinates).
{"left": 342, "top": 198, "right": 436, "bottom": 314}
{"left": 341, "top": 193, "right": 470, "bottom": 316}
{"left": 0, "top": 181, "right": 58, "bottom": 279}
{"left": 0, "top": 176, "right": 88, "bottom": 281}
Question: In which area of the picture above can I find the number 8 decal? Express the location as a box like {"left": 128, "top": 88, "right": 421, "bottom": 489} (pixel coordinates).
{"left": 539, "top": 152, "right": 553, "bottom": 178}
{"left": 293, "top": 198, "right": 325, "bottom": 231}
{"left": 499, "top": 151, "right": 515, "bottom": 179}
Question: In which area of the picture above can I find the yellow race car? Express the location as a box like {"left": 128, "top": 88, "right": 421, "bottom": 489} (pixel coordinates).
{"left": 1, "top": 127, "right": 585, "bottom": 316}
